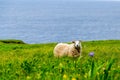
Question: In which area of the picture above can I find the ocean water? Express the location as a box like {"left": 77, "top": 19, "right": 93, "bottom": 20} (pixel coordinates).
{"left": 0, "top": 0, "right": 120, "bottom": 43}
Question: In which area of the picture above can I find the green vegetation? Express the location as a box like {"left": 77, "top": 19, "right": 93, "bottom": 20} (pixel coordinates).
{"left": 0, "top": 39, "right": 25, "bottom": 44}
{"left": 0, "top": 40, "right": 120, "bottom": 80}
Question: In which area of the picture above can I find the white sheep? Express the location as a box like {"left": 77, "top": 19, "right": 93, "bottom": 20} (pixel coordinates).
{"left": 53, "top": 40, "right": 82, "bottom": 57}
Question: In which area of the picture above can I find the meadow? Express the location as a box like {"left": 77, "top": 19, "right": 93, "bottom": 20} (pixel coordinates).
{"left": 0, "top": 40, "right": 120, "bottom": 80}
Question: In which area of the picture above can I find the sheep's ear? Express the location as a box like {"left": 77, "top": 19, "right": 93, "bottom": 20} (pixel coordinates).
{"left": 72, "top": 41, "right": 75, "bottom": 43}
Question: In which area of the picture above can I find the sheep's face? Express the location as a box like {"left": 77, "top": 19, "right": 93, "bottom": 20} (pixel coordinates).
{"left": 72, "top": 40, "right": 81, "bottom": 49}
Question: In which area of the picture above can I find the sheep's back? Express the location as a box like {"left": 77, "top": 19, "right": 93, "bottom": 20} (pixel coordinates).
{"left": 53, "top": 43, "right": 69, "bottom": 57}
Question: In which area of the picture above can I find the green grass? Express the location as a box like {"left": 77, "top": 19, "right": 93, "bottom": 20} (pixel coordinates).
{"left": 0, "top": 40, "right": 120, "bottom": 80}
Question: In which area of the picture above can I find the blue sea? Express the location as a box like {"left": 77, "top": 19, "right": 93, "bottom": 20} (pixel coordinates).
{"left": 0, "top": 0, "right": 120, "bottom": 43}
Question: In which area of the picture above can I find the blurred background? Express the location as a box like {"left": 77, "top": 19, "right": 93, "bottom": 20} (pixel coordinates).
{"left": 0, "top": 0, "right": 120, "bottom": 43}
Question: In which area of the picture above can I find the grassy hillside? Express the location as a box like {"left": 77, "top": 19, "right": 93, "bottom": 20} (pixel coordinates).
{"left": 0, "top": 40, "right": 120, "bottom": 80}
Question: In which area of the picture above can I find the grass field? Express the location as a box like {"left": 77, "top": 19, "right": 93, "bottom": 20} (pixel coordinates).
{"left": 0, "top": 40, "right": 120, "bottom": 80}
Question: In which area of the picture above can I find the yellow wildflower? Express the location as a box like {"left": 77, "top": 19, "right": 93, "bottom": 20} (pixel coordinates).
{"left": 72, "top": 77, "right": 76, "bottom": 80}
{"left": 63, "top": 74, "right": 67, "bottom": 79}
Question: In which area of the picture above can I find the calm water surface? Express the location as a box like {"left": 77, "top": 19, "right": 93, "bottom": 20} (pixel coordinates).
{"left": 0, "top": 0, "right": 120, "bottom": 43}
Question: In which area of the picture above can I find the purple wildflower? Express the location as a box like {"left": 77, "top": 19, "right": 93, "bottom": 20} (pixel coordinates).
{"left": 89, "top": 52, "right": 94, "bottom": 57}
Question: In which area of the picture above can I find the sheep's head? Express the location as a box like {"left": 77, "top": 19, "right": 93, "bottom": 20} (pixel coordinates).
{"left": 72, "top": 40, "right": 82, "bottom": 50}
{"left": 71, "top": 40, "right": 82, "bottom": 57}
